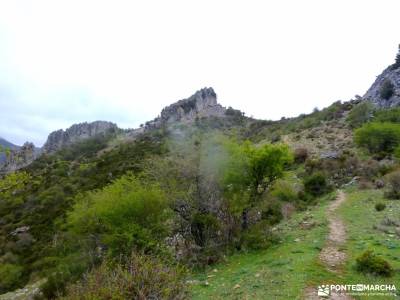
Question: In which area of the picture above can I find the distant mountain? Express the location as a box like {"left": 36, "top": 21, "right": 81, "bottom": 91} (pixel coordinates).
{"left": 0, "top": 137, "right": 19, "bottom": 165}
{"left": 0, "top": 137, "right": 19, "bottom": 150}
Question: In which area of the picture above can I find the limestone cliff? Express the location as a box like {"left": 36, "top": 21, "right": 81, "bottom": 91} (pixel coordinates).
{"left": 0, "top": 142, "right": 37, "bottom": 173}
{"left": 42, "top": 121, "right": 118, "bottom": 154}
{"left": 364, "top": 45, "right": 400, "bottom": 107}
{"left": 142, "top": 87, "right": 226, "bottom": 130}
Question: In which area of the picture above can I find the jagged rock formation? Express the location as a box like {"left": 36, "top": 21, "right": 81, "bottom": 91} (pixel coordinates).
{"left": 0, "top": 142, "right": 37, "bottom": 173}
{"left": 3, "top": 88, "right": 226, "bottom": 168}
{"left": 0, "top": 137, "right": 20, "bottom": 165}
{"left": 160, "top": 87, "right": 225, "bottom": 123}
{"left": 364, "top": 46, "right": 400, "bottom": 107}
{"left": 43, "top": 121, "right": 118, "bottom": 154}
{"left": 141, "top": 87, "right": 226, "bottom": 131}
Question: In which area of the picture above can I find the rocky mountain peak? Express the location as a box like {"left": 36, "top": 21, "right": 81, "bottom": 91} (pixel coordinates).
{"left": 364, "top": 45, "right": 400, "bottom": 107}
{"left": 143, "top": 87, "right": 226, "bottom": 130}
{"left": 0, "top": 142, "right": 37, "bottom": 173}
{"left": 43, "top": 121, "right": 118, "bottom": 154}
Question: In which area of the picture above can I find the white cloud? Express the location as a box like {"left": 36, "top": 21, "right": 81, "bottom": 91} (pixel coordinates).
{"left": 0, "top": 0, "right": 399, "bottom": 145}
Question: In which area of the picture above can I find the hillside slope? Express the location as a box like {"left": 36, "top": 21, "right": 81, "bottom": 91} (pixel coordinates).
{"left": 2, "top": 48, "right": 400, "bottom": 299}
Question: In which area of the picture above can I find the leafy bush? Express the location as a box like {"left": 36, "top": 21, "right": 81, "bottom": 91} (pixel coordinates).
{"left": 60, "top": 253, "right": 188, "bottom": 300}
{"left": 358, "top": 179, "right": 373, "bottom": 190}
{"left": 223, "top": 142, "right": 293, "bottom": 198}
{"left": 271, "top": 179, "right": 298, "bottom": 202}
{"left": 303, "top": 172, "right": 330, "bottom": 197}
{"left": 346, "top": 102, "right": 374, "bottom": 128}
{"left": 294, "top": 147, "right": 308, "bottom": 163}
{"left": 225, "top": 106, "right": 244, "bottom": 122}
{"left": 354, "top": 122, "right": 400, "bottom": 156}
{"left": 384, "top": 170, "right": 400, "bottom": 199}
{"left": 356, "top": 250, "right": 393, "bottom": 277}
{"left": 222, "top": 141, "right": 292, "bottom": 228}
{"left": 241, "top": 221, "right": 277, "bottom": 250}
{"left": 0, "top": 263, "right": 23, "bottom": 293}
{"left": 391, "top": 44, "right": 400, "bottom": 70}
{"left": 261, "top": 200, "right": 283, "bottom": 225}
{"left": 190, "top": 213, "right": 220, "bottom": 247}
{"left": 380, "top": 79, "right": 395, "bottom": 100}
{"left": 374, "top": 107, "right": 400, "bottom": 123}
{"left": 375, "top": 202, "right": 386, "bottom": 211}
{"left": 67, "top": 174, "right": 171, "bottom": 256}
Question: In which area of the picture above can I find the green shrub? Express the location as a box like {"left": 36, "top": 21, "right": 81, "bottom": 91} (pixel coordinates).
{"left": 241, "top": 221, "right": 277, "bottom": 250}
{"left": 60, "top": 253, "right": 188, "bottom": 300}
{"left": 67, "top": 174, "right": 171, "bottom": 256}
{"left": 375, "top": 107, "right": 400, "bottom": 123}
{"left": 294, "top": 147, "right": 308, "bottom": 163}
{"left": 346, "top": 102, "right": 375, "bottom": 128}
{"left": 303, "top": 172, "right": 330, "bottom": 197}
{"left": 391, "top": 44, "right": 400, "bottom": 70}
{"left": 375, "top": 202, "right": 386, "bottom": 211}
{"left": 354, "top": 122, "right": 400, "bottom": 156}
{"left": 0, "top": 263, "right": 23, "bottom": 293}
{"left": 271, "top": 179, "right": 298, "bottom": 202}
{"left": 384, "top": 170, "right": 400, "bottom": 199}
{"left": 190, "top": 213, "right": 220, "bottom": 247}
{"left": 380, "top": 79, "right": 395, "bottom": 100}
{"left": 261, "top": 200, "right": 283, "bottom": 225}
{"left": 222, "top": 141, "right": 292, "bottom": 229}
{"left": 223, "top": 142, "right": 293, "bottom": 198}
{"left": 356, "top": 250, "right": 393, "bottom": 277}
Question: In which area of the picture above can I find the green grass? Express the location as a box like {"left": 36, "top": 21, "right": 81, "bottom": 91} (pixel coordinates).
{"left": 190, "top": 188, "right": 400, "bottom": 299}
{"left": 337, "top": 188, "right": 400, "bottom": 299}
{"left": 190, "top": 193, "right": 337, "bottom": 299}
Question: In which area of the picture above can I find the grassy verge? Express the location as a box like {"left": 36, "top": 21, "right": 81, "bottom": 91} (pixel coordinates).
{"left": 190, "top": 188, "right": 400, "bottom": 299}
{"left": 190, "top": 193, "right": 336, "bottom": 299}
{"left": 337, "top": 188, "right": 400, "bottom": 299}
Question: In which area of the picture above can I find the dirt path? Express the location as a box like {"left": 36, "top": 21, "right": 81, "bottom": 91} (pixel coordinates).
{"left": 319, "top": 190, "right": 347, "bottom": 271}
{"left": 304, "top": 190, "right": 353, "bottom": 300}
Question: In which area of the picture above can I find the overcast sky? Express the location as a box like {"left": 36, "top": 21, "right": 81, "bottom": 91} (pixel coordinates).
{"left": 0, "top": 0, "right": 399, "bottom": 146}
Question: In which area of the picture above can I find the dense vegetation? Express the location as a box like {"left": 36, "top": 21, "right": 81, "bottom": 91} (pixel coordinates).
{"left": 0, "top": 130, "right": 166, "bottom": 296}
{"left": 2, "top": 99, "right": 400, "bottom": 299}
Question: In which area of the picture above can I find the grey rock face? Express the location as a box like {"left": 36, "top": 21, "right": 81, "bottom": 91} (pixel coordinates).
{"left": 0, "top": 137, "right": 20, "bottom": 165}
{"left": 43, "top": 121, "right": 118, "bottom": 153}
{"left": 160, "top": 87, "right": 225, "bottom": 123}
{"left": 0, "top": 142, "right": 37, "bottom": 173}
{"left": 139, "top": 88, "right": 226, "bottom": 133}
{"left": 364, "top": 64, "right": 400, "bottom": 107}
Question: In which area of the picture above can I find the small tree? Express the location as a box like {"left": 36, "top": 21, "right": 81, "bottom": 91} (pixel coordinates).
{"left": 380, "top": 79, "right": 395, "bottom": 100}
{"left": 303, "top": 172, "right": 330, "bottom": 197}
{"left": 384, "top": 170, "right": 400, "bottom": 199}
{"left": 391, "top": 44, "right": 400, "bottom": 70}
{"left": 354, "top": 122, "right": 400, "bottom": 156}
{"left": 223, "top": 142, "right": 293, "bottom": 228}
{"left": 346, "top": 102, "right": 375, "bottom": 128}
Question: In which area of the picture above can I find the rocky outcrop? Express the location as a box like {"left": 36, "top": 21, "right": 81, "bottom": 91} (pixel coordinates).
{"left": 0, "top": 138, "right": 20, "bottom": 165}
{"left": 0, "top": 142, "right": 37, "bottom": 173}
{"left": 141, "top": 87, "right": 226, "bottom": 131}
{"left": 364, "top": 46, "right": 400, "bottom": 107}
{"left": 42, "top": 121, "right": 118, "bottom": 154}
{"left": 160, "top": 87, "right": 225, "bottom": 123}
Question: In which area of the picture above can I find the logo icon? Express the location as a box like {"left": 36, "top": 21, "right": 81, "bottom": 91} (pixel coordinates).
{"left": 317, "top": 285, "right": 330, "bottom": 297}
{"left": 356, "top": 284, "right": 364, "bottom": 292}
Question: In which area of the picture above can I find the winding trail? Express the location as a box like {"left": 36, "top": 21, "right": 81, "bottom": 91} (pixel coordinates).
{"left": 319, "top": 190, "right": 347, "bottom": 271}
{"left": 304, "top": 190, "right": 353, "bottom": 300}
